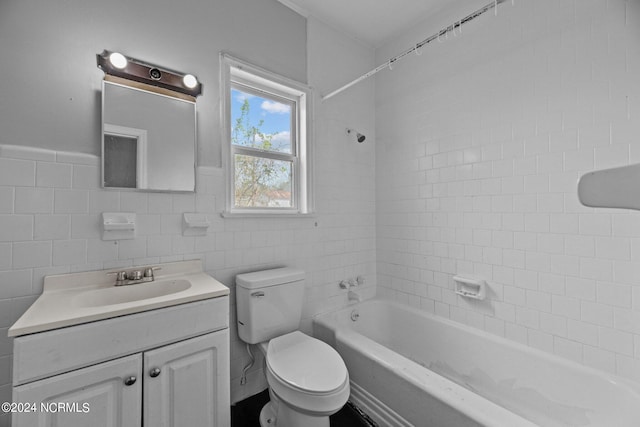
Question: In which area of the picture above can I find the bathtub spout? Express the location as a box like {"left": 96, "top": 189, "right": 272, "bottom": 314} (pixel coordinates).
{"left": 348, "top": 290, "right": 361, "bottom": 304}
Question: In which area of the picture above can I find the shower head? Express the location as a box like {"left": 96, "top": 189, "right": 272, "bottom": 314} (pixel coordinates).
{"left": 346, "top": 128, "right": 366, "bottom": 143}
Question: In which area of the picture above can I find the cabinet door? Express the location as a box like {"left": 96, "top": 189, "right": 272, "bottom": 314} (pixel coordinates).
{"left": 13, "top": 353, "right": 142, "bottom": 427}
{"left": 144, "top": 330, "right": 230, "bottom": 427}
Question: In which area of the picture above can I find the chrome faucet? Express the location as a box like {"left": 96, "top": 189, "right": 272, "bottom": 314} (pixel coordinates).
{"left": 109, "top": 267, "right": 161, "bottom": 286}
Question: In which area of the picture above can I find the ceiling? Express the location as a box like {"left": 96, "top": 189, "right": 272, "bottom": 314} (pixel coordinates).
{"left": 277, "top": 0, "right": 467, "bottom": 47}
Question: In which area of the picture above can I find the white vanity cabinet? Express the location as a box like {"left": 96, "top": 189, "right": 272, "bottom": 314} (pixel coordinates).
{"left": 143, "top": 331, "right": 228, "bottom": 427}
{"left": 11, "top": 297, "right": 230, "bottom": 427}
{"left": 14, "top": 353, "right": 143, "bottom": 427}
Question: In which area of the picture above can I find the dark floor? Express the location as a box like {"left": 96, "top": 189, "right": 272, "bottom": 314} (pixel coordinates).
{"left": 231, "top": 389, "right": 376, "bottom": 427}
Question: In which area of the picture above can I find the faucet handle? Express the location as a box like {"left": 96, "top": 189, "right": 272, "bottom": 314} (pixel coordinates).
{"left": 108, "top": 271, "right": 127, "bottom": 282}
{"left": 143, "top": 266, "right": 161, "bottom": 278}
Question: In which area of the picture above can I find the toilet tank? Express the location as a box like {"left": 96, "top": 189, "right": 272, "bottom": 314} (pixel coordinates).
{"left": 236, "top": 268, "right": 305, "bottom": 344}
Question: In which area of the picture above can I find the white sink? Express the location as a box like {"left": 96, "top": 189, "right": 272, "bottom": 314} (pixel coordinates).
{"left": 73, "top": 279, "right": 192, "bottom": 307}
{"left": 8, "top": 260, "right": 229, "bottom": 337}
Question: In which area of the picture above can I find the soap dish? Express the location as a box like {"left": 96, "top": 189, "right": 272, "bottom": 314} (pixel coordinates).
{"left": 183, "top": 213, "right": 210, "bottom": 236}
{"left": 453, "top": 275, "right": 486, "bottom": 300}
{"left": 102, "top": 212, "right": 136, "bottom": 241}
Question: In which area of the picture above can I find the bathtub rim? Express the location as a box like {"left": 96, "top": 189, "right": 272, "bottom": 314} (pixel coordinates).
{"left": 314, "top": 297, "right": 640, "bottom": 397}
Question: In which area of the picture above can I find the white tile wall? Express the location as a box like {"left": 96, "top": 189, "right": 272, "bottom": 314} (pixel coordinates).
{"left": 376, "top": 0, "right": 640, "bottom": 381}
{"left": 0, "top": 124, "right": 376, "bottom": 409}
{"left": 7, "top": 0, "right": 638, "bottom": 422}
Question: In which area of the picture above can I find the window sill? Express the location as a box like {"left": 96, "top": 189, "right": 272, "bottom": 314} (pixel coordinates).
{"left": 220, "top": 211, "right": 316, "bottom": 219}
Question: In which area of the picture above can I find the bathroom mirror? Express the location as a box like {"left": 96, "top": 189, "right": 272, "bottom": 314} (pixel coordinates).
{"left": 101, "top": 80, "right": 196, "bottom": 192}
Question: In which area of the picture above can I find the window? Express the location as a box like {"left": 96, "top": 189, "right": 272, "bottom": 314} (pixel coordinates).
{"left": 221, "top": 54, "right": 312, "bottom": 215}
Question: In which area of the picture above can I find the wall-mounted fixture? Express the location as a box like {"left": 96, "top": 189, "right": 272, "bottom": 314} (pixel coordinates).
{"left": 346, "top": 128, "right": 366, "bottom": 143}
{"left": 102, "top": 212, "right": 136, "bottom": 241}
{"left": 97, "top": 50, "right": 202, "bottom": 97}
{"left": 338, "top": 276, "right": 365, "bottom": 289}
{"left": 97, "top": 50, "right": 198, "bottom": 192}
{"left": 578, "top": 163, "right": 640, "bottom": 210}
{"left": 453, "top": 275, "right": 486, "bottom": 300}
{"left": 183, "top": 213, "right": 210, "bottom": 236}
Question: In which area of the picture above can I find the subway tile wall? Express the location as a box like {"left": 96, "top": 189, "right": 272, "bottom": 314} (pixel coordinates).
{"left": 0, "top": 16, "right": 376, "bottom": 426}
{"left": 0, "top": 136, "right": 376, "bottom": 414}
{"left": 375, "top": 0, "right": 640, "bottom": 380}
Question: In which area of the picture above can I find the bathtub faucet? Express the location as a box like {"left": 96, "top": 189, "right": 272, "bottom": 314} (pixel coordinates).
{"left": 339, "top": 275, "right": 365, "bottom": 289}
{"left": 348, "top": 290, "right": 361, "bottom": 304}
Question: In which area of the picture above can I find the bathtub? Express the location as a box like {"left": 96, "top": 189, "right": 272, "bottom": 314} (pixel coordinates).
{"left": 313, "top": 299, "right": 640, "bottom": 427}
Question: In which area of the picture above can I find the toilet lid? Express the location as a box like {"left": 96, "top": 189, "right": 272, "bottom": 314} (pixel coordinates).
{"left": 267, "top": 331, "right": 347, "bottom": 394}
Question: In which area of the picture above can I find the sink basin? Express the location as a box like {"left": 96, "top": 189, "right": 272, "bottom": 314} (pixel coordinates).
{"left": 8, "top": 260, "right": 231, "bottom": 337}
{"left": 73, "top": 279, "right": 192, "bottom": 307}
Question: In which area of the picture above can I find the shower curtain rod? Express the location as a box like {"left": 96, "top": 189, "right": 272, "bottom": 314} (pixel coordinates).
{"left": 322, "top": 0, "right": 510, "bottom": 101}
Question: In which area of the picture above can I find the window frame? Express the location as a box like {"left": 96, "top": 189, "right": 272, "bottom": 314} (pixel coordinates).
{"left": 221, "top": 53, "right": 313, "bottom": 216}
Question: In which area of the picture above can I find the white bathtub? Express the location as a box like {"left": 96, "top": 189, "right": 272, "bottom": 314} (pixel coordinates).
{"left": 313, "top": 299, "right": 640, "bottom": 427}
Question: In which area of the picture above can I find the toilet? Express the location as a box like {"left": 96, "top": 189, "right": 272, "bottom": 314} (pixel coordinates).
{"left": 236, "top": 268, "right": 350, "bottom": 427}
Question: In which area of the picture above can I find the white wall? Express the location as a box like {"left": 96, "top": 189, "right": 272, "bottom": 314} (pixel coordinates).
{"left": 376, "top": 0, "right": 640, "bottom": 381}
{"left": 0, "top": 0, "right": 306, "bottom": 167}
{"left": 0, "top": 0, "right": 376, "bottom": 424}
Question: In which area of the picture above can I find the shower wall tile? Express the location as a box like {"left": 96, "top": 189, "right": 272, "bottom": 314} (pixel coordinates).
{"left": 376, "top": 0, "right": 640, "bottom": 380}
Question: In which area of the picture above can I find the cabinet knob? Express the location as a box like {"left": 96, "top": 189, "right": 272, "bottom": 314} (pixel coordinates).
{"left": 123, "top": 376, "right": 137, "bottom": 386}
{"left": 149, "top": 368, "right": 161, "bottom": 378}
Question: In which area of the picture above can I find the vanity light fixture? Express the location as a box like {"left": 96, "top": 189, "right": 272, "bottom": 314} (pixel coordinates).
{"left": 108, "top": 52, "right": 128, "bottom": 69}
{"left": 182, "top": 74, "right": 198, "bottom": 89}
{"left": 96, "top": 50, "right": 203, "bottom": 97}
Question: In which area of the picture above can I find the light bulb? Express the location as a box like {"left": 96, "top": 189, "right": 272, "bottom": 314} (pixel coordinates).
{"left": 183, "top": 74, "right": 198, "bottom": 89}
{"left": 109, "top": 52, "right": 127, "bottom": 69}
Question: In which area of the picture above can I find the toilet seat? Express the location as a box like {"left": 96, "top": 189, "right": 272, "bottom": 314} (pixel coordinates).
{"left": 266, "top": 331, "right": 348, "bottom": 394}
{"left": 264, "top": 331, "right": 350, "bottom": 414}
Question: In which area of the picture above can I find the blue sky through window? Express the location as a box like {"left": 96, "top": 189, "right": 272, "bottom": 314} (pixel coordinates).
{"left": 230, "top": 88, "right": 292, "bottom": 153}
